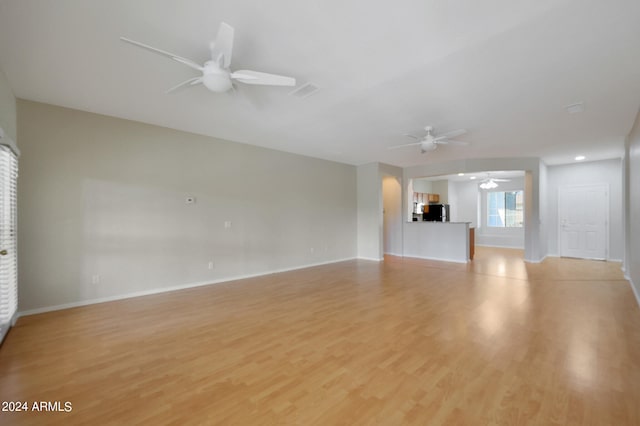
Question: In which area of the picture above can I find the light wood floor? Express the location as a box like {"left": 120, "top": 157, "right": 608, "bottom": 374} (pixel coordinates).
{"left": 1, "top": 248, "right": 639, "bottom": 425}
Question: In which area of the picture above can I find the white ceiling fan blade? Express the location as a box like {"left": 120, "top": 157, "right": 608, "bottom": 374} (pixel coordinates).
{"left": 442, "top": 139, "right": 469, "bottom": 146}
{"left": 165, "top": 77, "right": 203, "bottom": 93}
{"left": 387, "top": 142, "right": 423, "bottom": 150}
{"left": 434, "top": 129, "right": 467, "bottom": 141}
{"left": 403, "top": 134, "right": 420, "bottom": 140}
{"left": 120, "top": 37, "right": 203, "bottom": 72}
{"left": 492, "top": 178, "right": 511, "bottom": 182}
{"left": 210, "top": 22, "right": 234, "bottom": 68}
{"left": 231, "top": 70, "right": 296, "bottom": 86}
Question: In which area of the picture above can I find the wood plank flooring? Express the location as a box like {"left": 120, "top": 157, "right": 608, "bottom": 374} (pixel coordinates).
{"left": 1, "top": 248, "right": 639, "bottom": 425}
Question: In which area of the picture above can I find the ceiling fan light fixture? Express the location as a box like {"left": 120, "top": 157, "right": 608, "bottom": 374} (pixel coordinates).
{"left": 420, "top": 143, "right": 438, "bottom": 153}
{"left": 202, "top": 72, "right": 233, "bottom": 92}
{"left": 479, "top": 179, "right": 498, "bottom": 189}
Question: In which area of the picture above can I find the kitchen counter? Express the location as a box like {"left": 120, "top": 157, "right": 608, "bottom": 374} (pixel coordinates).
{"left": 403, "top": 221, "right": 472, "bottom": 263}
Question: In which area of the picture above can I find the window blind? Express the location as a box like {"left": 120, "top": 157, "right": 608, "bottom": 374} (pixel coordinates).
{"left": 0, "top": 144, "right": 18, "bottom": 343}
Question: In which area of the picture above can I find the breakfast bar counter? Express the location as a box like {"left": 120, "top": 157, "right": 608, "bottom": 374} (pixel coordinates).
{"left": 402, "top": 221, "right": 472, "bottom": 263}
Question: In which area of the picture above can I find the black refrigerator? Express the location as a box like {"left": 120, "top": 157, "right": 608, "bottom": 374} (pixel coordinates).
{"left": 423, "top": 204, "right": 450, "bottom": 222}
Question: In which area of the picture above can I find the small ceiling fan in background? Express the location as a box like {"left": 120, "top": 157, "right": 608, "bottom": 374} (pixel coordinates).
{"left": 478, "top": 173, "right": 510, "bottom": 189}
{"left": 121, "top": 22, "right": 296, "bottom": 94}
{"left": 388, "top": 126, "right": 468, "bottom": 154}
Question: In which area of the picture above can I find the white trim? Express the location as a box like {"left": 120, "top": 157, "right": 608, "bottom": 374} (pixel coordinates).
{"left": 17, "top": 257, "right": 356, "bottom": 318}
{"left": 402, "top": 254, "right": 468, "bottom": 264}
{"left": 608, "top": 258, "right": 623, "bottom": 263}
{"left": 629, "top": 276, "right": 640, "bottom": 310}
{"left": 525, "top": 255, "right": 548, "bottom": 264}
{"left": 0, "top": 126, "right": 20, "bottom": 157}
{"left": 475, "top": 243, "right": 525, "bottom": 250}
{"left": 357, "top": 257, "right": 384, "bottom": 262}
{"left": 1, "top": 311, "right": 19, "bottom": 344}
{"left": 383, "top": 252, "right": 404, "bottom": 257}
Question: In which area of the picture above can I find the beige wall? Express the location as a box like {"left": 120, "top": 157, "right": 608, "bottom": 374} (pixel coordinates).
{"left": 0, "top": 67, "right": 16, "bottom": 141}
{"left": 17, "top": 100, "right": 357, "bottom": 312}
{"left": 626, "top": 111, "right": 640, "bottom": 304}
{"left": 357, "top": 163, "right": 381, "bottom": 260}
{"left": 430, "top": 180, "right": 448, "bottom": 204}
{"left": 382, "top": 176, "right": 402, "bottom": 256}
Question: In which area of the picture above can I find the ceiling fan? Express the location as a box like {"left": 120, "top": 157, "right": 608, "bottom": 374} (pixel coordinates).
{"left": 388, "top": 126, "right": 468, "bottom": 154}
{"left": 479, "top": 173, "right": 510, "bottom": 189}
{"left": 121, "top": 22, "right": 296, "bottom": 94}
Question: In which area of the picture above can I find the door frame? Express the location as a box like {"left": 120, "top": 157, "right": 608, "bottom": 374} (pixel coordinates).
{"left": 557, "top": 183, "right": 609, "bottom": 260}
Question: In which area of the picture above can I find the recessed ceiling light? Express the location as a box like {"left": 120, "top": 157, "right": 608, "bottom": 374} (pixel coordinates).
{"left": 470, "top": 176, "right": 477, "bottom": 180}
{"left": 458, "top": 173, "right": 465, "bottom": 176}
{"left": 565, "top": 102, "right": 585, "bottom": 114}
{"left": 575, "top": 155, "right": 586, "bottom": 161}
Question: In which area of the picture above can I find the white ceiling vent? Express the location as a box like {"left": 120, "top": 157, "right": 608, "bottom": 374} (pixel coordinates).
{"left": 289, "top": 82, "right": 319, "bottom": 99}
{"left": 565, "top": 102, "right": 585, "bottom": 114}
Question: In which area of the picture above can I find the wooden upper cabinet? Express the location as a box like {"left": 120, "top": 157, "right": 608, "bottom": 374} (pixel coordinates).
{"left": 414, "top": 192, "right": 440, "bottom": 203}
{"left": 414, "top": 192, "right": 441, "bottom": 204}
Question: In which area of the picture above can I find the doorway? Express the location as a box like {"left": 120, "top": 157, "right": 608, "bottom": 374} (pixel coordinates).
{"left": 558, "top": 184, "right": 608, "bottom": 260}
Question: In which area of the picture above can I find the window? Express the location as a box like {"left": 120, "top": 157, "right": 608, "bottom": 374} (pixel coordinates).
{"left": 0, "top": 144, "right": 18, "bottom": 344}
{"left": 487, "top": 190, "right": 523, "bottom": 227}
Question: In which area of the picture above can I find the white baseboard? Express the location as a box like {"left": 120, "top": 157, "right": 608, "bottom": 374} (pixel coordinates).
{"left": 402, "top": 254, "right": 468, "bottom": 264}
{"left": 383, "top": 252, "right": 403, "bottom": 257}
{"left": 357, "top": 257, "right": 384, "bottom": 262}
{"left": 525, "top": 255, "right": 548, "bottom": 264}
{"left": 538, "top": 253, "right": 621, "bottom": 263}
{"left": 17, "top": 257, "right": 357, "bottom": 318}
{"left": 627, "top": 276, "right": 640, "bottom": 310}
{"left": 475, "top": 244, "right": 525, "bottom": 250}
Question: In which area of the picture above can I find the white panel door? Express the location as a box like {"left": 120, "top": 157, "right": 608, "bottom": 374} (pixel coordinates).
{"left": 558, "top": 184, "right": 608, "bottom": 260}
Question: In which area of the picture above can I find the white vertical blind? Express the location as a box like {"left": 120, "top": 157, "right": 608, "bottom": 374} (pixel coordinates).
{"left": 0, "top": 144, "right": 18, "bottom": 342}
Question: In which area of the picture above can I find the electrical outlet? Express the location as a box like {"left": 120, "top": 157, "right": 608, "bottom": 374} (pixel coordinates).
{"left": 208, "top": 261, "right": 214, "bottom": 270}
{"left": 91, "top": 274, "right": 100, "bottom": 285}
{"left": 310, "top": 247, "right": 314, "bottom": 254}
{"left": 224, "top": 221, "right": 232, "bottom": 229}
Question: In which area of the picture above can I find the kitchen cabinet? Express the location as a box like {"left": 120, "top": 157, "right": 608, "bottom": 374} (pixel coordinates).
{"left": 414, "top": 192, "right": 440, "bottom": 204}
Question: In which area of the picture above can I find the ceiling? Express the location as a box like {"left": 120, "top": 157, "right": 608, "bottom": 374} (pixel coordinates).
{"left": 415, "top": 170, "right": 525, "bottom": 183}
{"left": 1, "top": 0, "right": 639, "bottom": 167}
